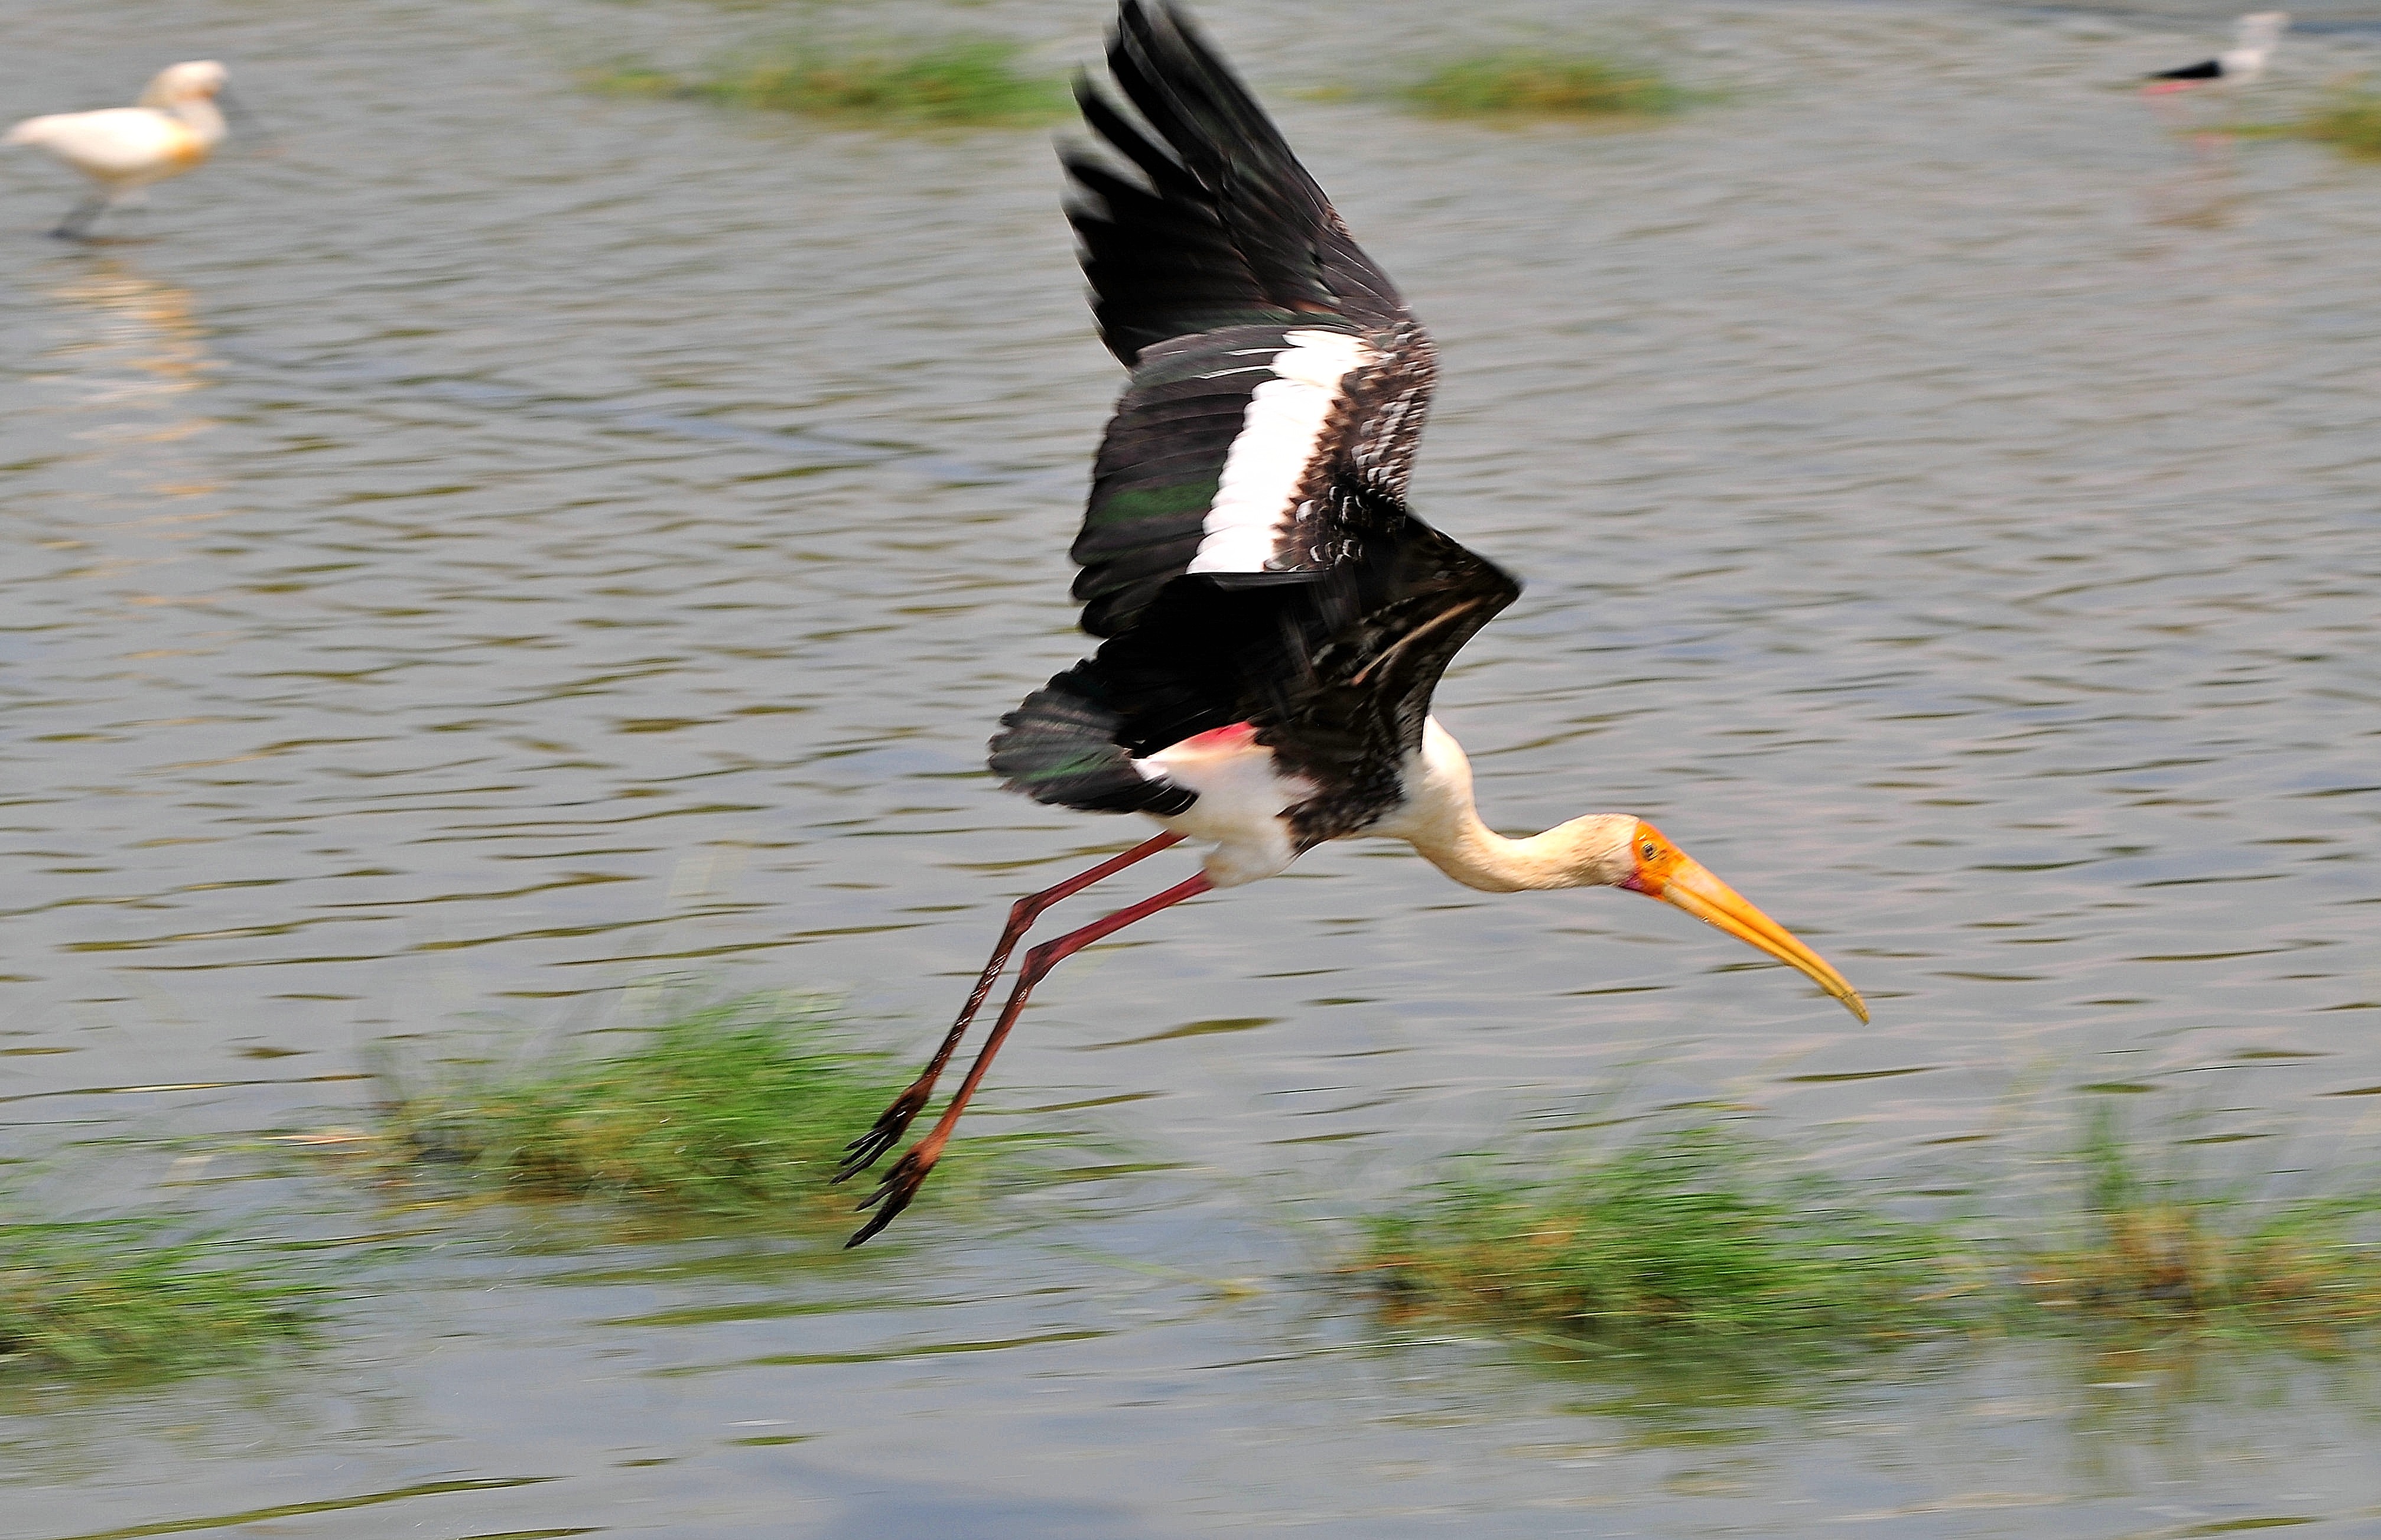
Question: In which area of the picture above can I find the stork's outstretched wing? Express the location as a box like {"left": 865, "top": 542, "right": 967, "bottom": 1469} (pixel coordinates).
{"left": 991, "top": 0, "right": 1516, "bottom": 826}
{"left": 1063, "top": 0, "right": 1437, "bottom": 641}
{"left": 1067, "top": 0, "right": 1416, "bottom": 367}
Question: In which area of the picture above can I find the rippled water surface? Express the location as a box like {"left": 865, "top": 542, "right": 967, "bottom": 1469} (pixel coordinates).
{"left": 6, "top": 0, "right": 2381, "bottom": 1534}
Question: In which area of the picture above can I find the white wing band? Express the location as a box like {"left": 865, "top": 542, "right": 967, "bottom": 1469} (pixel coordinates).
{"left": 1187, "top": 329, "right": 1373, "bottom": 575}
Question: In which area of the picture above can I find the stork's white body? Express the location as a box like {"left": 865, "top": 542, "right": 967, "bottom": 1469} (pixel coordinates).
{"left": 1137, "top": 716, "right": 1641, "bottom": 894}
{"left": 1137, "top": 722, "right": 1315, "bottom": 888}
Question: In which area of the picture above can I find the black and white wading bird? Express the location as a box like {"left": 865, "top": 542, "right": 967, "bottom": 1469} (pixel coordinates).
{"left": 837, "top": 0, "right": 1868, "bottom": 1246}
{"left": 2144, "top": 11, "right": 2288, "bottom": 92}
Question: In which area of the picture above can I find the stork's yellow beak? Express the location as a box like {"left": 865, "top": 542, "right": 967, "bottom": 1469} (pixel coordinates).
{"left": 1619, "top": 822, "right": 1869, "bottom": 1023}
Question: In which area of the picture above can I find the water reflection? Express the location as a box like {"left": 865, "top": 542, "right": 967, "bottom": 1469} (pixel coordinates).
{"left": 11, "top": 255, "right": 233, "bottom": 719}
{"left": 2140, "top": 135, "right": 2243, "bottom": 229}
{"left": 32, "top": 255, "right": 217, "bottom": 449}
{"left": 2136, "top": 90, "right": 2247, "bottom": 227}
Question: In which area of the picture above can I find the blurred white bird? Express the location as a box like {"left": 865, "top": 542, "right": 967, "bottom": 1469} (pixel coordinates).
{"left": 4, "top": 61, "right": 233, "bottom": 239}
{"left": 2144, "top": 12, "right": 2288, "bottom": 93}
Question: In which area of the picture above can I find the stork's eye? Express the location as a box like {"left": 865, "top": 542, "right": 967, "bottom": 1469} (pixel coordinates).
{"left": 1641, "top": 841, "right": 1659, "bottom": 862}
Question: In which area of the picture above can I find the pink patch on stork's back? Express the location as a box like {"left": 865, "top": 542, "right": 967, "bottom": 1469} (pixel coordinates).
{"left": 2142, "top": 80, "right": 2200, "bottom": 95}
{"left": 1178, "top": 722, "right": 1260, "bottom": 751}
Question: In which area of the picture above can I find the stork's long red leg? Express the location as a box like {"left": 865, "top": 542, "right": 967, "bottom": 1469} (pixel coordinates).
{"left": 835, "top": 831, "right": 1186, "bottom": 1183}
{"left": 846, "top": 871, "right": 1213, "bottom": 1247}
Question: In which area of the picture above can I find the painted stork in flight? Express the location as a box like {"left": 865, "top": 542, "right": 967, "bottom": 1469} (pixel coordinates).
{"left": 2143, "top": 12, "right": 2288, "bottom": 92}
{"left": 838, "top": 0, "right": 1867, "bottom": 1246}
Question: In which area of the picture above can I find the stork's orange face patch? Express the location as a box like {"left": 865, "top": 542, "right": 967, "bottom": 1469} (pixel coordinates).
{"left": 1619, "top": 821, "right": 1685, "bottom": 897}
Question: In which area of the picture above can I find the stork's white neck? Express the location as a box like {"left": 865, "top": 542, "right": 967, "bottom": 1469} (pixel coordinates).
{"left": 1384, "top": 719, "right": 1637, "bottom": 893}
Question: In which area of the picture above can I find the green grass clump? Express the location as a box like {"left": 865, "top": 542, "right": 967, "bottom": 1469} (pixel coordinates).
{"left": 1366, "top": 1108, "right": 2381, "bottom": 1369}
{"left": 1, "top": 1219, "right": 313, "bottom": 1379}
{"left": 382, "top": 996, "right": 903, "bottom": 1218}
{"left": 2285, "top": 85, "right": 2381, "bottom": 159}
{"left": 2013, "top": 1106, "right": 2381, "bottom": 1342}
{"left": 1363, "top": 1125, "right": 1964, "bottom": 1355}
{"left": 593, "top": 39, "right": 1068, "bottom": 127}
{"left": 1402, "top": 51, "right": 1685, "bottom": 121}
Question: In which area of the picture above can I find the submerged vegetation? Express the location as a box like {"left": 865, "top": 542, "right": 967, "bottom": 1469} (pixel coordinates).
{"left": 0, "top": 997, "right": 917, "bottom": 1383}
{"left": 380, "top": 996, "right": 906, "bottom": 1219}
{"left": 1364, "top": 1125, "right": 1966, "bottom": 1356}
{"left": 1, "top": 1217, "right": 313, "bottom": 1379}
{"left": 14, "top": 986, "right": 2381, "bottom": 1398}
{"left": 1400, "top": 51, "right": 1686, "bottom": 121}
{"left": 1364, "top": 1109, "right": 2381, "bottom": 1363}
{"left": 591, "top": 38, "right": 1069, "bottom": 127}
{"left": 2281, "top": 84, "right": 2381, "bottom": 159}
{"left": 2013, "top": 1105, "right": 2381, "bottom": 1342}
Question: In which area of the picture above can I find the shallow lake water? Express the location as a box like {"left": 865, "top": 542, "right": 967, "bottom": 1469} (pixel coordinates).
{"left": 5, "top": 0, "right": 2381, "bottom": 1534}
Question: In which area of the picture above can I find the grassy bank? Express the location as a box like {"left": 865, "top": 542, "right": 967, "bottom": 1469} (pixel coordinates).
{"left": 1, "top": 1217, "right": 313, "bottom": 1379}
{"left": 381, "top": 996, "right": 906, "bottom": 1222}
{"left": 591, "top": 38, "right": 1068, "bottom": 128}
{"left": 2012, "top": 1106, "right": 2381, "bottom": 1342}
{"left": 1401, "top": 51, "right": 1686, "bottom": 121}
{"left": 1362, "top": 1111, "right": 2381, "bottom": 1361}
{"left": 1364, "top": 1125, "right": 1967, "bottom": 1357}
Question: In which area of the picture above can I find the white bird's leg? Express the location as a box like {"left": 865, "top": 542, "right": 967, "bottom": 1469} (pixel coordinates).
{"left": 847, "top": 870, "right": 1212, "bottom": 1246}
{"left": 52, "top": 193, "right": 109, "bottom": 240}
{"left": 834, "top": 829, "right": 1185, "bottom": 1182}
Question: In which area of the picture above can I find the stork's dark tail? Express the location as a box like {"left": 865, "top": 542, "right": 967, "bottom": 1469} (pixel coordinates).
{"left": 990, "top": 666, "right": 1198, "bottom": 816}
